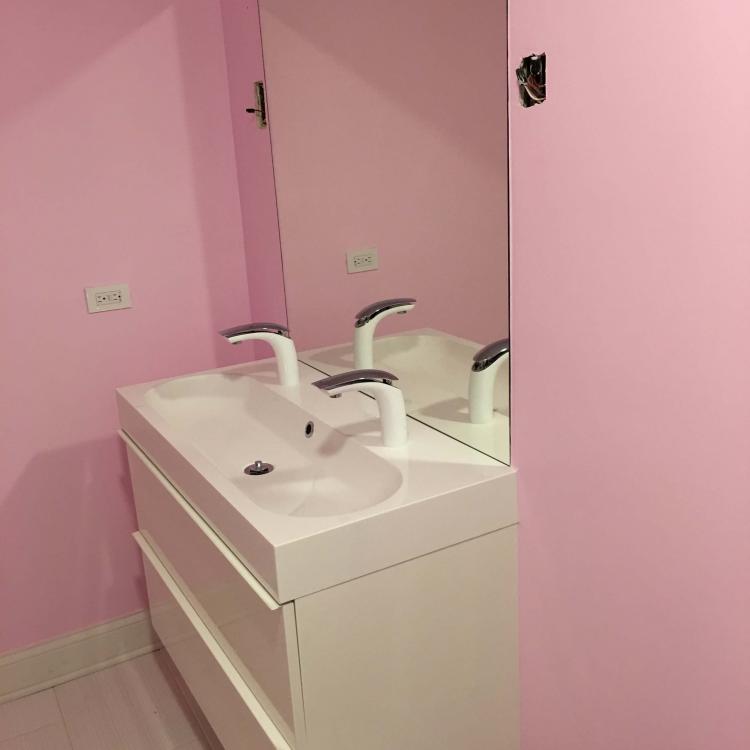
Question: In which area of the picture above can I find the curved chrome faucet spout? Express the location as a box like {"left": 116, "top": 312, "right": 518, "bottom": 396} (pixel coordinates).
{"left": 354, "top": 298, "right": 417, "bottom": 328}
{"left": 220, "top": 322, "right": 291, "bottom": 341}
{"left": 313, "top": 369, "right": 407, "bottom": 447}
{"left": 219, "top": 321, "right": 299, "bottom": 387}
{"left": 472, "top": 338, "right": 511, "bottom": 372}
{"left": 353, "top": 297, "right": 416, "bottom": 370}
{"left": 469, "top": 338, "right": 510, "bottom": 423}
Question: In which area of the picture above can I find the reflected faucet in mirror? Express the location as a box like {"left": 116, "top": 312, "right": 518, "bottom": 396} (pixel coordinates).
{"left": 353, "top": 298, "right": 416, "bottom": 370}
{"left": 219, "top": 322, "right": 300, "bottom": 387}
{"left": 313, "top": 369, "right": 408, "bottom": 448}
{"left": 469, "top": 338, "right": 510, "bottom": 424}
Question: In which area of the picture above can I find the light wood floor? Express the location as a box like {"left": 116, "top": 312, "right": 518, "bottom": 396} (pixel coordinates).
{"left": 0, "top": 651, "right": 215, "bottom": 750}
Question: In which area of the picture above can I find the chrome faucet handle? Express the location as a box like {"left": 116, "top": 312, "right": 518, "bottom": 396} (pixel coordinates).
{"left": 354, "top": 298, "right": 416, "bottom": 328}
{"left": 472, "top": 338, "right": 510, "bottom": 372}
{"left": 220, "top": 322, "right": 290, "bottom": 340}
{"left": 313, "top": 369, "right": 399, "bottom": 393}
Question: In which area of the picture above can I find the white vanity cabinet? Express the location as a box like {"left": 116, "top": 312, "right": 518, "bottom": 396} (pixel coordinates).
{"left": 125, "top": 437, "right": 518, "bottom": 750}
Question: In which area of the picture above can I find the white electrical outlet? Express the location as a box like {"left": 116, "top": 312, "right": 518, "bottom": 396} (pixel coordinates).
{"left": 85, "top": 283, "right": 132, "bottom": 313}
{"left": 347, "top": 247, "right": 379, "bottom": 274}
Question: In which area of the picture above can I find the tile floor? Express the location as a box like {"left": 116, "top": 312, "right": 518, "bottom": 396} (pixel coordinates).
{"left": 0, "top": 651, "right": 214, "bottom": 750}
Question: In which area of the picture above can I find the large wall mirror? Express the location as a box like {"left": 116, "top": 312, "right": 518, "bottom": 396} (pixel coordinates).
{"left": 251, "top": 0, "right": 509, "bottom": 463}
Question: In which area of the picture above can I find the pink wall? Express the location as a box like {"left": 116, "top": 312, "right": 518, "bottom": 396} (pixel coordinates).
{"left": 220, "top": 0, "right": 287, "bottom": 329}
{"left": 0, "top": 1, "right": 254, "bottom": 653}
{"left": 259, "top": 0, "right": 508, "bottom": 351}
{"left": 510, "top": 3, "right": 750, "bottom": 748}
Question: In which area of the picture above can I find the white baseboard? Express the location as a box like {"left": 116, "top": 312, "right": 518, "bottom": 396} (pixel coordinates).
{"left": 0, "top": 610, "right": 159, "bottom": 704}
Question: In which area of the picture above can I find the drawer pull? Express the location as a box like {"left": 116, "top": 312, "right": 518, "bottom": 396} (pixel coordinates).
{"left": 134, "top": 532, "right": 292, "bottom": 750}
{"left": 121, "top": 430, "right": 280, "bottom": 611}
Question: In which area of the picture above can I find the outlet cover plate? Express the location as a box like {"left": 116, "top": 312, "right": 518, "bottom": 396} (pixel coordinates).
{"left": 85, "top": 283, "right": 132, "bottom": 313}
{"left": 347, "top": 247, "right": 379, "bottom": 274}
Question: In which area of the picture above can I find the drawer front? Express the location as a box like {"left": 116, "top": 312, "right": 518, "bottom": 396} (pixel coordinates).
{"left": 124, "top": 436, "right": 304, "bottom": 747}
{"left": 137, "top": 533, "right": 291, "bottom": 750}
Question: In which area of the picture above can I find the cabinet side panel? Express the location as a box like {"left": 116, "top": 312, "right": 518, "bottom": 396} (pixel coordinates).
{"left": 296, "top": 529, "right": 519, "bottom": 750}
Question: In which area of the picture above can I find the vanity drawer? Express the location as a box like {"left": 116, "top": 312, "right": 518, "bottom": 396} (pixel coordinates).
{"left": 136, "top": 533, "right": 291, "bottom": 750}
{"left": 124, "top": 435, "right": 304, "bottom": 748}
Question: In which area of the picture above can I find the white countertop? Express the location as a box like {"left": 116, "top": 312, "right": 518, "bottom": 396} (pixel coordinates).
{"left": 118, "top": 358, "right": 517, "bottom": 602}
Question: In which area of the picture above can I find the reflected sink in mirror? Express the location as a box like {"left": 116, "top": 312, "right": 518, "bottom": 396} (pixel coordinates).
{"left": 144, "top": 373, "right": 402, "bottom": 517}
{"left": 301, "top": 329, "right": 510, "bottom": 464}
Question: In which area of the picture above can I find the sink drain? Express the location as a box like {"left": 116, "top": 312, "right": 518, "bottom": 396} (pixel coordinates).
{"left": 244, "top": 460, "right": 274, "bottom": 476}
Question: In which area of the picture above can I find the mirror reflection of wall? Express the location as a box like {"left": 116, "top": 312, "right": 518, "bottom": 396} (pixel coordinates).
{"left": 241, "top": 0, "right": 510, "bottom": 462}
{"left": 260, "top": 0, "right": 508, "bottom": 351}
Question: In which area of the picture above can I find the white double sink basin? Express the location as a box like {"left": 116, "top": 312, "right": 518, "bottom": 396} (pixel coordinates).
{"left": 118, "top": 358, "right": 516, "bottom": 604}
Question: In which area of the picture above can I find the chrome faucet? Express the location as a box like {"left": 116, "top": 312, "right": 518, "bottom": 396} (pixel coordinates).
{"left": 313, "top": 369, "right": 408, "bottom": 447}
{"left": 468, "top": 338, "right": 510, "bottom": 423}
{"left": 219, "top": 322, "right": 299, "bottom": 387}
{"left": 353, "top": 297, "right": 416, "bottom": 369}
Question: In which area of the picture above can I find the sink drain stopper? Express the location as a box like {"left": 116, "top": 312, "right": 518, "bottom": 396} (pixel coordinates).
{"left": 244, "top": 460, "right": 274, "bottom": 476}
